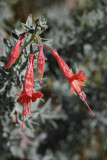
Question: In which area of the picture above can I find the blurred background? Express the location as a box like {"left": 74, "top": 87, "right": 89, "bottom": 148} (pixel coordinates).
{"left": 0, "top": 0, "right": 107, "bottom": 160}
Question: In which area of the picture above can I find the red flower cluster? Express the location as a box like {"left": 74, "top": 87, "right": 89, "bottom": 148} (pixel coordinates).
{"left": 3, "top": 34, "right": 45, "bottom": 134}
{"left": 3, "top": 33, "right": 94, "bottom": 134}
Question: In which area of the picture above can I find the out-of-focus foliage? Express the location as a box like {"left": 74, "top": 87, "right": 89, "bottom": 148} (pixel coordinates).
{"left": 0, "top": 0, "right": 107, "bottom": 160}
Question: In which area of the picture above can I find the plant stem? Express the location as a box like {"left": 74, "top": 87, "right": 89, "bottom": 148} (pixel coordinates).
{"left": 43, "top": 43, "right": 53, "bottom": 51}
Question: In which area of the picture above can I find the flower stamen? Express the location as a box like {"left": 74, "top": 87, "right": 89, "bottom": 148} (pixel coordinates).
{"left": 79, "top": 91, "right": 94, "bottom": 117}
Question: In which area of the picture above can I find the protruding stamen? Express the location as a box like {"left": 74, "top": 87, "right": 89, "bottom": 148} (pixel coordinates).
{"left": 80, "top": 91, "right": 86, "bottom": 100}
{"left": 79, "top": 92, "right": 94, "bottom": 117}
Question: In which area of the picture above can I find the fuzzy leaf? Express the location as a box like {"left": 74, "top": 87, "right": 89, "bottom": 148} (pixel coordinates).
{"left": 19, "top": 57, "right": 28, "bottom": 74}
{"left": 26, "top": 14, "right": 33, "bottom": 27}
{"left": 11, "top": 32, "right": 19, "bottom": 40}
{"left": 41, "top": 38, "right": 53, "bottom": 43}
{"left": 3, "top": 38, "right": 12, "bottom": 49}
{"left": 21, "top": 23, "right": 30, "bottom": 30}
{"left": 28, "top": 29, "right": 35, "bottom": 34}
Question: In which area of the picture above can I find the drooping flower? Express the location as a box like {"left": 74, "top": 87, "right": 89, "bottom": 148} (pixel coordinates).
{"left": 37, "top": 45, "right": 45, "bottom": 81}
{"left": 51, "top": 49, "right": 72, "bottom": 79}
{"left": 51, "top": 49, "right": 94, "bottom": 117}
{"left": 3, "top": 34, "right": 25, "bottom": 69}
{"left": 17, "top": 54, "right": 43, "bottom": 134}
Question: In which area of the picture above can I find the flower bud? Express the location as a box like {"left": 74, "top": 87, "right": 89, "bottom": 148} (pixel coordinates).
{"left": 37, "top": 45, "right": 45, "bottom": 81}
{"left": 3, "top": 34, "right": 24, "bottom": 69}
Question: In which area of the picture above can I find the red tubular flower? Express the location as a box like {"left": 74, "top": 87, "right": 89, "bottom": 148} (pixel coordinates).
{"left": 51, "top": 49, "right": 72, "bottom": 79}
{"left": 37, "top": 45, "right": 45, "bottom": 81}
{"left": 51, "top": 49, "right": 94, "bottom": 117}
{"left": 3, "top": 34, "right": 24, "bottom": 69}
{"left": 17, "top": 54, "right": 43, "bottom": 134}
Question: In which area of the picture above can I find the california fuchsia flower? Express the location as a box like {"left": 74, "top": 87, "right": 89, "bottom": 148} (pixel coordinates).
{"left": 37, "top": 45, "right": 45, "bottom": 81}
{"left": 51, "top": 49, "right": 72, "bottom": 79}
{"left": 3, "top": 34, "right": 24, "bottom": 69}
{"left": 51, "top": 49, "right": 94, "bottom": 117}
{"left": 17, "top": 54, "right": 43, "bottom": 134}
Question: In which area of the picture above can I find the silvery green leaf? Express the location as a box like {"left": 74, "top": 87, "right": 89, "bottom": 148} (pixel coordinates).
{"left": 26, "top": 14, "right": 33, "bottom": 27}
{"left": 11, "top": 32, "right": 19, "bottom": 40}
{"left": 21, "top": 23, "right": 30, "bottom": 30}
{"left": 3, "top": 38, "right": 12, "bottom": 49}
{"left": 19, "top": 57, "right": 28, "bottom": 74}
{"left": 28, "top": 29, "right": 35, "bottom": 34}
{"left": 15, "top": 29, "right": 21, "bottom": 35}
{"left": 41, "top": 38, "right": 53, "bottom": 43}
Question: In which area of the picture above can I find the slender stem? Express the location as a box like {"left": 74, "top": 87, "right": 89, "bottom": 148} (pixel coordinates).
{"left": 37, "top": 37, "right": 41, "bottom": 45}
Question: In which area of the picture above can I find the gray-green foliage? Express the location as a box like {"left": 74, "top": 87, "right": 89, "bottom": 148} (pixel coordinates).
{"left": 0, "top": 11, "right": 66, "bottom": 160}
{"left": 0, "top": 0, "right": 107, "bottom": 160}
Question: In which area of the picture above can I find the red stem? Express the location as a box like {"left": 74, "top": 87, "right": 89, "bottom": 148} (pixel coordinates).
{"left": 43, "top": 43, "right": 53, "bottom": 51}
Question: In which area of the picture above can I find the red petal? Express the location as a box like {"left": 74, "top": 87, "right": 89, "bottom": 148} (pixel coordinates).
{"left": 77, "top": 71, "right": 87, "bottom": 80}
{"left": 77, "top": 70, "right": 83, "bottom": 77}
{"left": 32, "top": 91, "right": 43, "bottom": 102}
{"left": 73, "top": 80, "right": 82, "bottom": 93}
{"left": 35, "top": 91, "right": 43, "bottom": 97}
{"left": 78, "top": 80, "right": 85, "bottom": 86}
{"left": 70, "top": 86, "right": 76, "bottom": 93}
{"left": 81, "top": 75, "right": 87, "bottom": 80}
{"left": 17, "top": 96, "right": 23, "bottom": 103}
{"left": 16, "top": 91, "right": 25, "bottom": 103}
